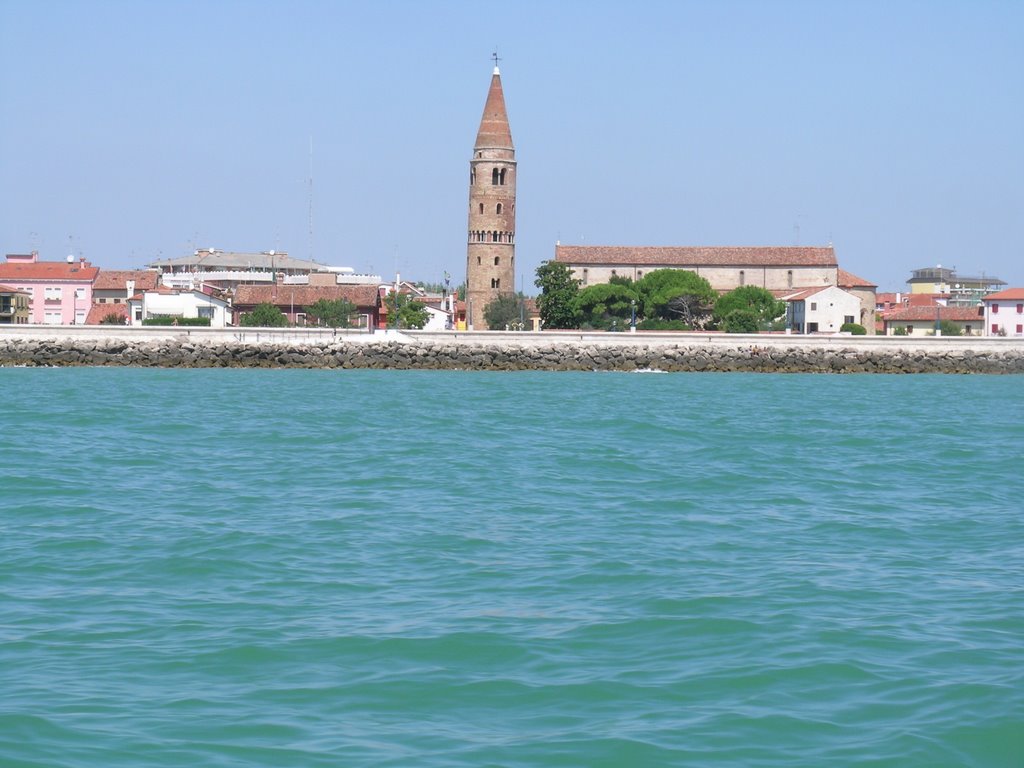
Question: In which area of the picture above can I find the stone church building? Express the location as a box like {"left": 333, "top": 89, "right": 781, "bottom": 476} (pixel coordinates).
{"left": 554, "top": 245, "right": 877, "bottom": 333}
{"left": 465, "top": 65, "right": 516, "bottom": 329}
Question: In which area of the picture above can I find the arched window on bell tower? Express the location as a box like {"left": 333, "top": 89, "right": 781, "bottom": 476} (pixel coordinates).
{"left": 491, "top": 168, "right": 499, "bottom": 185}
{"left": 496, "top": 203, "right": 503, "bottom": 215}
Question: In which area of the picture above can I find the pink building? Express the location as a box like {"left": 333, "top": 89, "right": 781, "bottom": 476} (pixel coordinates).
{"left": 0, "top": 252, "right": 99, "bottom": 324}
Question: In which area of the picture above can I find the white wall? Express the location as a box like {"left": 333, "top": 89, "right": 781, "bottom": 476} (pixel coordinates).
{"left": 984, "top": 300, "right": 1024, "bottom": 337}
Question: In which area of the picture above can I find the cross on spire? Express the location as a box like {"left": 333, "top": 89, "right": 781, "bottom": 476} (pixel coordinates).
{"left": 492, "top": 51, "right": 501, "bottom": 67}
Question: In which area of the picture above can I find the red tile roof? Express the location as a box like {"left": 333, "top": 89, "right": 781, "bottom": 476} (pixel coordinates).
{"left": 475, "top": 72, "right": 513, "bottom": 150}
{"left": 234, "top": 284, "right": 381, "bottom": 309}
{"left": 86, "top": 302, "right": 128, "bottom": 324}
{"left": 782, "top": 286, "right": 832, "bottom": 302}
{"left": 555, "top": 245, "right": 837, "bottom": 267}
{"left": 837, "top": 268, "right": 876, "bottom": 288}
{"left": 0, "top": 261, "right": 99, "bottom": 282}
{"left": 0, "top": 284, "right": 30, "bottom": 295}
{"left": 982, "top": 288, "right": 1024, "bottom": 301}
{"left": 883, "top": 306, "right": 982, "bottom": 322}
{"left": 93, "top": 269, "right": 160, "bottom": 291}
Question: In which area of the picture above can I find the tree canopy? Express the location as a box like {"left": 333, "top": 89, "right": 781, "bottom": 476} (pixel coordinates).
{"left": 573, "top": 282, "right": 638, "bottom": 330}
{"left": 388, "top": 293, "right": 429, "bottom": 329}
{"left": 534, "top": 261, "right": 581, "bottom": 329}
{"left": 483, "top": 293, "right": 528, "bottom": 330}
{"left": 636, "top": 269, "right": 716, "bottom": 328}
{"left": 305, "top": 298, "right": 357, "bottom": 328}
{"left": 713, "top": 286, "right": 785, "bottom": 331}
{"left": 241, "top": 302, "right": 289, "bottom": 327}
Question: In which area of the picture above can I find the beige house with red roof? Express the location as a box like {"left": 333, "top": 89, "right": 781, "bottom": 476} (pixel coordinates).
{"left": 93, "top": 270, "right": 160, "bottom": 304}
{"left": 0, "top": 252, "right": 98, "bottom": 324}
{"left": 882, "top": 305, "right": 983, "bottom": 336}
{"left": 981, "top": 288, "right": 1024, "bottom": 337}
{"left": 233, "top": 284, "right": 381, "bottom": 329}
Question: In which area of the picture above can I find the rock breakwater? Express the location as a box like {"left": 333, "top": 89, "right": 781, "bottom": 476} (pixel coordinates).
{"left": 2, "top": 336, "right": 1024, "bottom": 373}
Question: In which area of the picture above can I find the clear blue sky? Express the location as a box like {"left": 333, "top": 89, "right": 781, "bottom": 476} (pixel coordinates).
{"left": 1, "top": 0, "right": 1021, "bottom": 292}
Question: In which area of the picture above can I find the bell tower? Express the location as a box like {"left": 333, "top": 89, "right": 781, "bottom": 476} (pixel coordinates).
{"left": 466, "top": 58, "right": 516, "bottom": 329}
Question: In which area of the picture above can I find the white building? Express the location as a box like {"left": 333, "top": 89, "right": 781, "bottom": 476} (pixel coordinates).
{"left": 981, "top": 288, "right": 1024, "bottom": 337}
{"left": 127, "top": 287, "right": 232, "bottom": 327}
{"left": 783, "top": 285, "right": 862, "bottom": 334}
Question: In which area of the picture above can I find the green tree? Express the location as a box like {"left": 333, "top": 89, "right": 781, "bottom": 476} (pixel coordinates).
{"left": 636, "top": 269, "right": 716, "bottom": 328}
{"left": 241, "top": 302, "right": 289, "bottom": 327}
{"left": 713, "top": 286, "right": 785, "bottom": 330}
{"left": 937, "top": 319, "right": 963, "bottom": 337}
{"left": 306, "top": 298, "right": 357, "bottom": 328}
{"left": 483, "top": 293, "right": 529, "bottom": 330}
{"left": 534, "top": 260, "right": 581, "bottom": 329}
{"left": 840, "top": 322, "right": 867, "bottom": 335}
{"left": 573, "top": 282, "right": 638, "bottom": 330}
{"left": 720, "top": 308, "right": 760, "bottom": 333}
{"left": 100, "top": 312, "right": 124, "bottom": 325}
{"left": 388, "top": 293, "right": 429, "bottom": 329}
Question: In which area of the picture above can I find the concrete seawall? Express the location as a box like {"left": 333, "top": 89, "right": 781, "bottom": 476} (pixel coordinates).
{"left": 2, "top": 328, "right": 1024, "bottom": 373}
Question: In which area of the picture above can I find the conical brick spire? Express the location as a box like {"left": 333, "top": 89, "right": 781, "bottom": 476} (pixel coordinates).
{"left": 474, "top": 69, "right": 514, "bottom": 150}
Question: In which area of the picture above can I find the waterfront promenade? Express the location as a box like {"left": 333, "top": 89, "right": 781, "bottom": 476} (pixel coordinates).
{"left": 2, "top": 326, "right": 1024, "bottom": 372}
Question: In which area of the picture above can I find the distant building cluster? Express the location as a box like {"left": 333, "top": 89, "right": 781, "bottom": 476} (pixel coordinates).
{"left": 0, "top": 249, "right": 463, "bottom": 330}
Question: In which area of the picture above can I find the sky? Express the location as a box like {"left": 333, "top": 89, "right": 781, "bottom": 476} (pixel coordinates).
{"left": 1, "top": 0, "right": 1021, "bottom": 293}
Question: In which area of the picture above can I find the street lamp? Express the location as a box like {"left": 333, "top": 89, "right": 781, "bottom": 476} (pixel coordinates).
{"left": 630, "top": 299, "right": 637, "bottom": 333}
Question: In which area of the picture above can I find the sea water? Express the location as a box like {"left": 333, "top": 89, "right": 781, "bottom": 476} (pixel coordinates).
{"left": 1, "top": 368, "right": 1022, "bottom": 767}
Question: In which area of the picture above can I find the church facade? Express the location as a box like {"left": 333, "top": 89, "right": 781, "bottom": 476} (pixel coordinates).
{"left": 465, "top": 65, "right": 516, "bottom": 329}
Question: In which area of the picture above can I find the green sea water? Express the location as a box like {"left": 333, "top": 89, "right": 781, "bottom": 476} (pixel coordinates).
{"left": 1, "top": 368, "right": 1022, "bottom": 767}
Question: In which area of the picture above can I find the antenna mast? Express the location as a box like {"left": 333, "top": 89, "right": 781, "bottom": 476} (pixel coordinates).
{"left": 308, "top": 136, "right": 314, "bottom": 261}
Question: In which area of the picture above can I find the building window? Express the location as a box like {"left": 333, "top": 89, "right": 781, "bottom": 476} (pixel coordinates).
{"left": 499, "top": 168, "right": 507, "bottom": 185}
{"left": 491, "top": 168, "right": 499, "bottom": 185}
{"left": 75, "top": 288, "right": 86, "bottom": 299}
{"left": 844, "top": 315, "right": 855, "bottom": 325}
{"left": 787, "top": 270, "right": 793, "bottom": 288}
{"left": 810, "top": 302, "right": 817, "bottom": 311}
{"left": 1018, "top": 324, "right": 1023, "bottom": 334}
{"left": 470, "top": 169, "right": 476, "bottom": 185}
{"left": 295, "top": 312, "right": 305, "bottom": 326}
{"left": 198, "top": 306, "right": 215, "bottom": 319}
{"left": 582, "top": 268, "right": 588, "bottom": 285}
{"left": 906, "top": 326, "right": 914, "bottom": 335}
{"left": 992, "top": 323, "right": 999, "bottom": 334}
{"left": 637, "top": 271, "right": 643, "bottom": 279}
{"left": 992, "top": 303, "right": 999, "bottom": 313}
{"left": 479, "top": 203, "right": 484, "bottom": 214}
{"left": 739, "top": 270, "right": 745, "bottom": 286}
{"left": 477, "top": 257, "right": 481, "bottom": 265}
{"left": 491, "top": 231, "right": 498, "bottom": 242}
{"left": 1017, "top": 304, "right": 1023, "bottom": 313}
{"left": 494, "top": 256, "right": 500, "bottom": 266}
{"left": 491, "top": 278, "right": 500, "bottom": 289}
{"left": 965, "top": 325, "right": 972, "bottom": 334}
{"left": 45, "top": 287, "right": 62, "bottom": 302}
{"left": 496, "top": 203, "right": 502, "bottom": 214}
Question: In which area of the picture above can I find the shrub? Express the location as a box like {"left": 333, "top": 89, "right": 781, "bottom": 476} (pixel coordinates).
{"left": 241, "top": 303, "right": 289, "bottom": 327}
{"left": 840, "top": 322, "right": 867, "bottom": 335}
{"left": 720, "top": 309, "right": 760, "bottom": 333}
{"left": 99, "top": 312, "right": 124, "bottom": 325}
